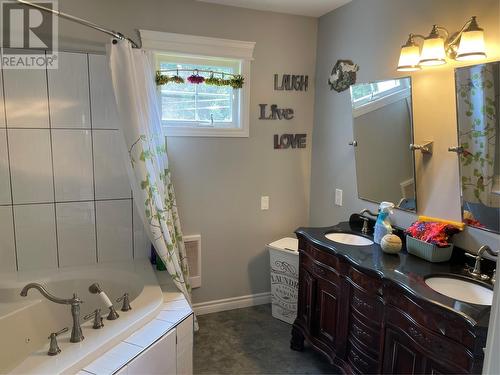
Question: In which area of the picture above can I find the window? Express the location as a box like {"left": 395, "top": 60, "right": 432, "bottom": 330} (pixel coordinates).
{"left": 351, "top": 78, "right": 411, "bottom": 118}
{"left": 156, "top": 54, "right": 240, "bottom": 129}
{"left": 140, "top": 30, "right": 255, "bottom": 137}
{"left": 351, "top": 80, "right": 405, "bottom": 109}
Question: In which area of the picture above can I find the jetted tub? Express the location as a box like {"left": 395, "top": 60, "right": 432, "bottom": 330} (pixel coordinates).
{"left": 0, "top": 259, "right": 163, "bottom": 374}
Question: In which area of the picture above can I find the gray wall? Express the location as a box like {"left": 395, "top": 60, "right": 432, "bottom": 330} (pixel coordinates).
{"left": 311, "top": 0, "right": 500, "bottom": 252}
{"left": 55, "top": 0, "right": 317, "bottom": 303}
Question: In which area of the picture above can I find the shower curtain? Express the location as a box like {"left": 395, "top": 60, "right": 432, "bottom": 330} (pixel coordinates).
{"left": 457, "top": 63, "right": 497, "bottom": 206}
{"left": 107, "top": 40, "right": 195, "bottom": 324}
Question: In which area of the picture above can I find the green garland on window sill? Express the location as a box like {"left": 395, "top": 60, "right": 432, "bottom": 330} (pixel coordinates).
{"left": 155, "top": 71, "right": 245, "bottom": 89}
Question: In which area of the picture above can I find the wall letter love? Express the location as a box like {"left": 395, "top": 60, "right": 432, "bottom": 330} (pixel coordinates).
{"left": 274, "top": 134, "right": 307, "bottom": 149}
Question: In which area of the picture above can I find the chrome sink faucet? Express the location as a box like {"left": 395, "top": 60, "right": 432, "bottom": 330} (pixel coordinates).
{"left": 465, "top": 245, "right": 499, "bottom": 282}
{"left": 359, "top": 209, "right": 378, "bottom": 234}
{"left": 20, "top": 283, "right": 84, "bottom": 343}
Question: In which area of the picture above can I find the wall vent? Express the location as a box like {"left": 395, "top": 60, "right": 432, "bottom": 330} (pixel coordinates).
{"left": 184, "top": 234, "right": 201, "bottom": 289}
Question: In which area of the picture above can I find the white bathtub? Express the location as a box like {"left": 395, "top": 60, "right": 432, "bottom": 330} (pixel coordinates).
{"left": 0, "top": 259, "right": 163, "bottom": 375}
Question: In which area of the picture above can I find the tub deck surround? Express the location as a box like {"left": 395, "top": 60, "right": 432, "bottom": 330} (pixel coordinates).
{"left": 81, "top": 295, "right": 193, "bottom": 375}
{"left": 5, "top": 260, "right": 167, "bottom": 375}
{"left": 292, "top": 221, "right": 491, "bottom": 374}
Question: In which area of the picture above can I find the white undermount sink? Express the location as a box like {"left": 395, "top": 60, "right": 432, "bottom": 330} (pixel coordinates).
{"left": 325, "top": 233, "right": 374, "bottom": 246}
{"left": 425, "top": 276, "right": 493, "bottom": 305}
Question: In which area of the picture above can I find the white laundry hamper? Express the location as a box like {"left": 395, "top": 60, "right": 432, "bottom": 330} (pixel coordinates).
{"left": 268, "top": 237, "right": 299, "bottom": 324}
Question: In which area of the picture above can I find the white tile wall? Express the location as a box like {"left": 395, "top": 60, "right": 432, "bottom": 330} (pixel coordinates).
{"left": 48, "top": 52, "right": 91, "bottom": 128}
{"left": 14, "top": 204, "right": 58, "bottom": 270}
{"left": 0, "top": 69, "right": 5, "bottom": 127}
{"left": 3, "top": 57, "right": 49, "bottom": 128}
{"left": 52, "top": 129, "right": 93, "bottom": 201}
{"left": 89, "top": 54, "right": 120, "bottom": 130}
{"left": 133, "top": 202, "right": 150, "bottom": 260}
{"left": 8, "top": 129, "right": 54, "bottom": 204}
{"left": 93, "top": 130, "right": 131, "bottom": 200}
{"left": 96, "top": 200, "right": 133, "bottom": 263}
{"left": 0, "top": 206, "right": 16, "bottom": 272}
{"left": 0, "top": 51, "right": 150, "bottom": 271}
{"left": 56, "top": 201, "right": 96, "bottom": 267}
{"left": 0, "top": 129, "right": 11, "bottom": 205}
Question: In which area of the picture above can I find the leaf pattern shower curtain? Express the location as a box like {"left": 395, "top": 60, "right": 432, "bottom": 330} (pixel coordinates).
{"left": 107, "top": 40, "right": 195, "bottom": 324}
{"left": 456, "top": 64, "right": 497, "bottom": 206}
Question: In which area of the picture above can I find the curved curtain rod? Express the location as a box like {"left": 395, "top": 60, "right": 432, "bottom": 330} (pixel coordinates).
{"left": 157, "top": 69, "right": 241, "bottom": 78}
{"left": 16, "top": 0, "right": 141, "bottom": 48}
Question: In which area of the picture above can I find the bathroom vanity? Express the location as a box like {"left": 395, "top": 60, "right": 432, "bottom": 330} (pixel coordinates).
{"left": 291, "top": 219, "right": 491, "bottom": 375}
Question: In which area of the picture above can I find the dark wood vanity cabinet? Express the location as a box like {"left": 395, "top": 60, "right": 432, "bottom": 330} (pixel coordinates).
{"left": 291, "top": 236, "right": 486, "bottom": 375}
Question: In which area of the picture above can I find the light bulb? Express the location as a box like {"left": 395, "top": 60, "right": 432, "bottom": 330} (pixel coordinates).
{"left": 419, "top": 26, "right": 446, "bottom": 66}
{"left": 397, "top": 35, "right": 421, "bottom": 72}
{"left": 456, "top": 17, "right": 486, "bottom": 61}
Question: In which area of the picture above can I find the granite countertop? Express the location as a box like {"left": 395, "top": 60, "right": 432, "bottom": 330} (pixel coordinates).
{"left": 295, "top": 219, "right": 493, "bottom": 329}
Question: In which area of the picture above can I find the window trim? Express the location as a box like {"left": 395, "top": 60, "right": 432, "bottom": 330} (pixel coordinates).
{"left": 352, "top": 86, "right": 411, "bottom": 118}
{"left": 140, "top": 30, "right": 255, "bottom": 137}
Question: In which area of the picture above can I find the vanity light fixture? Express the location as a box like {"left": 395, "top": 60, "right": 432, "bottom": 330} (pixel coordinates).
{"left": 397, "top": 16, "right": 487, "bottom": 71}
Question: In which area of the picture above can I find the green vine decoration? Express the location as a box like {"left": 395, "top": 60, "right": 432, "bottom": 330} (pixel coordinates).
{"left": 155, "top": 71, "right": 184, "bottom": 85}
{"left": 156, "top": 71, "right": 244, "bottom": 89}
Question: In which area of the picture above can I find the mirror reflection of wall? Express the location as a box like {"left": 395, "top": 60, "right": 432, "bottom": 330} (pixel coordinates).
{"left": 455, "top": 61, "right": 500, "bottom": 233}
{"left": 350, "top": 78, "right": 416, "bottom": 212}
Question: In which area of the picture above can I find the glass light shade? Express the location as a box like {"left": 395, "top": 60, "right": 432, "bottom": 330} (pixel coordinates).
{"left": 397, "top": 44, "right": 421, "bottom": 71}
{"left": 456, "top": 30, "right": 486, "bottom": 61}
{"left": 419, "top": 36, "right": 446, "bottom": 66}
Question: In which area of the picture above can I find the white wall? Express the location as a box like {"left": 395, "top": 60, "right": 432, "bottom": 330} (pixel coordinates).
{"left": 310, "top": 0, "right": 500, "bottom": 253}
{"left": 52, "top": 0, "right": 317, "bottom": 303}
{"left": 0, "top": 51, "right": 149, "bottom": 272}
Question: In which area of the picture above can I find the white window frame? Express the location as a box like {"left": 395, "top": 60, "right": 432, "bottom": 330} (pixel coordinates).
{"left": 140, "top": 30, "right": 255, "bottom": 137}
{"left": 352, "top": 80, "right": 411, "bottom": 118}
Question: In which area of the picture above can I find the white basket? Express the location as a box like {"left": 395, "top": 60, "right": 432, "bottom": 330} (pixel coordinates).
{"left": 406, "top": 235, "right": 453, "bottom": 263}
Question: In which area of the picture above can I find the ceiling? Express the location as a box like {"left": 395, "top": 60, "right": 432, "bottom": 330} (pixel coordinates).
{"left": 196, "top": 0, "right": 352, "bottom": 17}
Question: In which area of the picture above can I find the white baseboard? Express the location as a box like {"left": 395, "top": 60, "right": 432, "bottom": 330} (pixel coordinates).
{"left": 192, "top": 292, "right": 271, "bottom": 315}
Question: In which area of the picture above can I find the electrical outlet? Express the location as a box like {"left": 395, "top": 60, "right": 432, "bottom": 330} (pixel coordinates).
{"left": 335, "top": 189, "right": 343, "bottom": 206}
{"left": 261, "top": 196, "right": 270, "bottom": 210}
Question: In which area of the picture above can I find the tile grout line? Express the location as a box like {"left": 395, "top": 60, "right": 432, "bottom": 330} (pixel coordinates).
{"left": 87, "top": 53, "right": 100, "bottom": 264}
{"left": 4, "top": 126, "right": 119, "bottom": 130}
{"left": 0, "top": 197, "right": 133, "bottom": 207}
{"left": 45, "top": 50, "right": 60, "bottom": 268}
{"left": 1, "top": 67, "right": 19, "bottom": 271}
{"left": 131, "top": 196, "right": 135, "bottom": 259}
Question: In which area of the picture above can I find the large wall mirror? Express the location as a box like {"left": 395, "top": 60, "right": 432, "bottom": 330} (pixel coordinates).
{"left": 454, "top": 61, "right": 500, "bottom": 233}
{"left": 349, "top": 78, "right": 417, "bottom": 212}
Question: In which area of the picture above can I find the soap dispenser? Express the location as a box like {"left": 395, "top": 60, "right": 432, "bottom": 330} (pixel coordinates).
{"left": 373, "top": 202, "right": 395, "bottom": 244}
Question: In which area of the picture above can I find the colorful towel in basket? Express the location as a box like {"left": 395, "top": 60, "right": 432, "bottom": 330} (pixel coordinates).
{"left": 405, "top": 221, "right": 461, "bottom": 247}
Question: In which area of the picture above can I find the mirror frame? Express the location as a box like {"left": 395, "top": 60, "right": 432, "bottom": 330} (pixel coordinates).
{"left": 454, "top": 61, "right": 500, "bottom": 234}
{"left": 350, "top": 76, "right": 418, "bottom": 213}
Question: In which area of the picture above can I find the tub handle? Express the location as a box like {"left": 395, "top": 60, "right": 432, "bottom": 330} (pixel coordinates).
{"left": 117, "top": 293, "right": 132, "bottom": 312}
{"left": 83, "top": 308, "right": 104, "bottom": 329}
{"left": 47, "top": 327, "right": 68, "bottom": 356}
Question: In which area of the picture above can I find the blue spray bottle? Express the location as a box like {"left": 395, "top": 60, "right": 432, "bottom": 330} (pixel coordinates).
{"left": 373, "top": 202, "right": 395, "bottom": 244}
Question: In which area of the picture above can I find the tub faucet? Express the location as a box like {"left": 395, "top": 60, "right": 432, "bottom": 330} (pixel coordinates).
{"left": 20, "top": 283, "right": 84, "bottom": 343}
